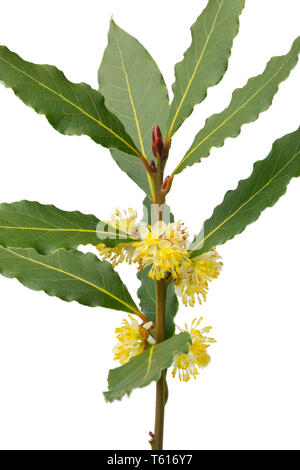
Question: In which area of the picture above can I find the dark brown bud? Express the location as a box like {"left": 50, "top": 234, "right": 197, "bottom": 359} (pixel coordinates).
{"left": 162, "top": 175, "right": 170, "bottom": 189}
{"left": 150, "top": 159, "right": 157, "bottom": 173}
{"left": 152, "top": 125, "right": 166, "bottom": 158}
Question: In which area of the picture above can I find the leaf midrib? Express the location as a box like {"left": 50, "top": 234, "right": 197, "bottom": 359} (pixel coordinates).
{"left": 174, "top": 58, "right": 289, "bottom": 174}
{"left": 112, "top": 32, "right": 155, "bottom": 200}
{"left": 0, "top": 245, "right": 140, "bottom": 314}
{"left": 0, "top": 54, "right": 140, "bottom": 157}
{"left": 144, "top": 345, "right": 156, "bottom": 380}
{"left": 167, "top": 0, "right": 224, "bottom": 141}
{"left": 0, "top": 225, "right": 132, "bottom": 238}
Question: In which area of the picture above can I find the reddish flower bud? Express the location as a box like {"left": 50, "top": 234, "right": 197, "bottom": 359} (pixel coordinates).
{"left": 150, "top": 159, "right": 157, "bottom": 173}
{"left": 162, "top": 175, "right": 170, "bottom": 189}
{"left": 152, "top": 125, "right": 166, "bottom": 158}
{"left": 152, "top": 125, "right": 162, "bottom": 142}
{"left": 152, "top": 143, "right": 157, "bottom": 157}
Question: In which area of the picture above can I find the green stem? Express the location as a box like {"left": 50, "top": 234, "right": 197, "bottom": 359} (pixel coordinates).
{"left": 149, "top": 153, "right": 168, "bottom": 450}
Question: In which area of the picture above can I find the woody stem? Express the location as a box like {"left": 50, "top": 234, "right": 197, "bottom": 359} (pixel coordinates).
{"left": 152, "top": 280, "right": 167, "bottom": 450}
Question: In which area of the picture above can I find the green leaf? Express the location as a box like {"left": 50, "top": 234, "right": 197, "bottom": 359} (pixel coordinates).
{"left": 0, "top": 246, "right": 140, "bottom": 314}
{"left": 0, "top": 45, "right": 140, "bottom": 157}
{"left": 98, "top": 20, "right": 170, "bottom": 199}
{"left": 0, "top": 200, "right": 137, "bottom": 255}
{"left": 104, "top": 332, "right": 191, "bottom": 402}
{"left": 167, "top": 0, "right": 245, "bottom": 140}
{"left": 175, "top": 37, "right": 300, "bottom": 174}
{"left": 137, "top": 266, "right": 179, "bottom": 339}
{"left": 190, "top": 127, "right": 300, "bottom": 257}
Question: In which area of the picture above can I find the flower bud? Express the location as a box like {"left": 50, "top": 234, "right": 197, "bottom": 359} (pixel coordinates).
{"left": 150, "top": 159, "right": 157, "bottom": 173}
{"left": 152, "top": 125, "right": 162, "bottom": 142}
{"left": 162, "top": 175, "right": 170, "bottom": 189}
{"left": 152, "top": 125, "right": 166, "bottom": 158}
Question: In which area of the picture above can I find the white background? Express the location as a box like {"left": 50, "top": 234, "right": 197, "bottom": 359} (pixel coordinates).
{"left": 0, "top": 0, "right": 300, "bottom": 450}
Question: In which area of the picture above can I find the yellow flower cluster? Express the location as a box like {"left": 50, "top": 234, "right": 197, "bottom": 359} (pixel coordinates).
{"left": 109, "top": 208, "right": 139, "bottom": 235}
{"left": 134, "top": 220, "right": 190, "bottom": 280}
{"left": 105, "top": 210, "right": 220, "bottom": 381}
{"left": 97, "top": 208, "right": 222, "bottom": 307}
{"left": 113, "top": 315, "right": 155, "bottom": 365}
{"left": 97, "top": 208, "right": 140, "bottom": 267}
{"left": 113, "top": 315, "right": 215, "bottom": 382}
{"left": 174, "top": 249, "right": 223, "bottom": 306}
{"left": 172, "top": 318, "right": 215, "bottom": 382}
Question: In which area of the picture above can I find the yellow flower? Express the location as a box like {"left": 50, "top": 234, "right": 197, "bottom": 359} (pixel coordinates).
{"left": 134, "top": 221, "right": 191, "bottom": 280}
{"left": 97, "top": 208, "right": 140, "bottom": 267}
{"left": 108, "top": 208, "right": 140, "bottom": 237}
{"left": 113, "top": 315, "right": 155, "bottom": 365}
{"left": 175, "top": 248, "right": 222, "bottom": 306}
{"left": 97, "top": 209, "right": 223, "bottom": 297}
{"left": 97, "top": 242, "right": 139, "bottom": 267}
{"left": 164, "top": 221, "right": 189, "bottom": 248}
{"left": 172, "top": 318, "right": 215, "bottom": 382}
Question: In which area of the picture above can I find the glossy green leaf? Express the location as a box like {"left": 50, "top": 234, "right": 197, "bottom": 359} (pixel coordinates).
{"left": 175, "top": 37, "right": 300, "bottom": 174}
{"left": 98, "top": 20, "right": 170, "bottom": 199}
{"left": 104, "top": 332, "right": 191, "bottom": 402}
{"left": 0, "top": 200, "right": 138, "bottom": 255}
{"left": 137, "top": 266, "right": 179, "bottom": 339}
{"left": 0, "top": 45, "right": 140, "bottom": 157}
{"left": 0, "top": 246, "right": 140, "bottom": 314}
{"left": 167, "top": 0, "right": 245, "bottom": 140}
{"left": 190, "top": 127, "right": 300, "bottom": 257}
